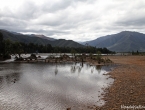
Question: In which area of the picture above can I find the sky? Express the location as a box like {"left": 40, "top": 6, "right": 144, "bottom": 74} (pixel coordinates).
{"left": 0, "top": 0, "right": 145, "bottom": 42}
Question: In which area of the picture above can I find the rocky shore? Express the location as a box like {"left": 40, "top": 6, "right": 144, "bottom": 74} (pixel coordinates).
{"left": 96, "top": 56, "right": 145, "bottom": 110}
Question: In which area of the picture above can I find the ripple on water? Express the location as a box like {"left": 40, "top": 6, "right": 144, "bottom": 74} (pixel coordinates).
{"left": 0, "top": 63, "right": 114, "bottom": 110}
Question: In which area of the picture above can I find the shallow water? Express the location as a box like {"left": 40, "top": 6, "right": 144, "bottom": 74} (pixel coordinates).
{"left": 0, "top": 62, "right": 114, "bottom": 110}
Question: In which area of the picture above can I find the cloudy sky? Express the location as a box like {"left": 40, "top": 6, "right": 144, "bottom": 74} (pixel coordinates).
{"left": 0, "top": 0, "right": 145, "bottom": 41}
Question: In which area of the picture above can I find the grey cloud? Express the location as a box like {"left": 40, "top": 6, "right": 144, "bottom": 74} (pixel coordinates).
{"left": 0, "top": 2, "right": 37, "bottom": 20}
{"left": 0, "top": 17, "right": 27, "bottom": 27}
{"left": 16, "top": 2, "right": 39, "bottom": 19}
{"left": 0, "top": 8, "right": 14, "bottom": 18}
{"left": 116, "top": 18, "right": 145, "bottom": 27}
{"left": 41, "top": 0, "right": 95, "bottom": 12}
{"left": 114, "top": 8, "right": 145, "bottom": 27}
{"left": 0, "top": 0, "right": 145, "bottom": 42}
{"left": 42, "top": 0, "right": 72, "bottom": 13}
{"left": 22, "top": 28, "right": 70, "bottom": 36}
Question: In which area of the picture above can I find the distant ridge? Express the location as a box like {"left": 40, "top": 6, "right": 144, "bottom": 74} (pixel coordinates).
{"left": 29, "top": 34, "right": 56, "bottom": 41}
{"left": 0, "top": 29, "right": 84, "bottom": 48}
{"left": 83, "top": 31, "right": 145, "bottom": 52}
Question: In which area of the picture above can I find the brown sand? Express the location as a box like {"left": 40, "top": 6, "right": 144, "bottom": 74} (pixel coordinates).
{"left": 94, "top": 56, "right": 145, "bottom": 110}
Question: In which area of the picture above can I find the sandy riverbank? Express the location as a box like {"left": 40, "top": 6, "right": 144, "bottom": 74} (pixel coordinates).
{"left": 94, "top": 56, "right": 145, "bottom": 110}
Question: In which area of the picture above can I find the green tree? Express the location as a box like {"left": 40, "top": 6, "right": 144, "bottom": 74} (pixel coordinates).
{"left": 0, "top": 32, "right": 3, "bottom": 54}
{"left": 46, "top": 44, "right": 52, "bottom": 53}
{"left": 4, "top": 39, "right": 13, "bottom": 55}
{"left": 136, "top": 50, "right": 139, "bottom": 55}
{"left": 71, "top": 49, "right": 76, "bottom": 57}
{"left": 12, "top": 42, "right": 23, "bottom": 58}
{"left": 0, "top": 32, "right": 3, "bottom": 41}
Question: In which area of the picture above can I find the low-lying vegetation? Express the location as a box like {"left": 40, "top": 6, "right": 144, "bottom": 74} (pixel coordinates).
{"left": 14, "top": 53, "right": 113, "bottom": 66}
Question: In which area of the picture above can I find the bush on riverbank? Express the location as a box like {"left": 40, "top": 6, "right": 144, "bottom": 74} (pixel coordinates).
{"left": 0, "top": 54, "right": 11, "bottom": 61}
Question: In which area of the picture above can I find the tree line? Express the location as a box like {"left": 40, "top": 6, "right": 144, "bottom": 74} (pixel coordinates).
{"left": 0, "top": 32, "right": 115, "bottom": 60}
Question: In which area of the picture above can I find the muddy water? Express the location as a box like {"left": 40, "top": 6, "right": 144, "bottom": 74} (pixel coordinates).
{"left": 0, "top": 63, "right": 114, "bottom": 110}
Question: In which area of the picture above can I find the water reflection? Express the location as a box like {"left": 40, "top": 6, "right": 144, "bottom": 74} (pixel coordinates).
{"left": 0, "top": 76, "right": 3, "bottom": 89}
{"left": 0, "top": 72, "right": 20, "bottom": 87}
{"left": 96, "top": 65, "right": 102, "bottom": 74}
{"left": 0, "top": 67, "right": 3, "bottom": 71}
{"left": 0, "top": 63, "right": 114, "bottom": 110}
{"left": 91, "top": 66, "right": 94, "bottom": 73}
{"left": 5, "top": 72, "right": 20, "bottom": 84}
{"left": 70, "top": 63, "right": 83, "bottom": 74}
{"left": 54, "top": 65, "right": 58, "bottom": 76}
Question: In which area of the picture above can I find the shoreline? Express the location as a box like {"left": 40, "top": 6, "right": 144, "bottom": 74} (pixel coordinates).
{"left": 0, "top": 56, "right": 115, "bottom": 110}
{"left": 1, "top": 55, "right": 145, "bottom": 109}
{"left": 0, "top": 56, "right": 113, "bottom": 66}
{"left": 97, "top": 56, "right": 145, "bottom": 110}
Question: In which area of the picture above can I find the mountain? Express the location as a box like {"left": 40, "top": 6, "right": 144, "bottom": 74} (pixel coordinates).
{"left": 52, "top": 39, "right": 84, "bottom": 47}
{"left": 0, "top": 29, "right": 84, "bottom": 48}
{"left": 84, "top": 31, "right": 145, "bottom": 52}
{"left": 29, "top": 34, "right": 56, "bottom": 41}
{"left": 0, "top": 29, "right": 52, "bottom": 45}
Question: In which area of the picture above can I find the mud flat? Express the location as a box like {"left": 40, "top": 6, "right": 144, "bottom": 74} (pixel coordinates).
{"left": 95, "top": 56, "right": 145, "bottom": 110}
